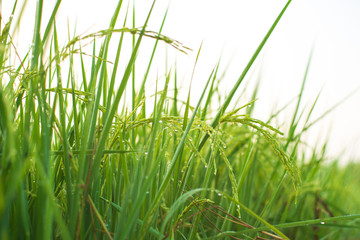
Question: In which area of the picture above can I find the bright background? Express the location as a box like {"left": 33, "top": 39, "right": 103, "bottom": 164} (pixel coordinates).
{"left": 2, "top": 0, "right": 360, "bottom": 162}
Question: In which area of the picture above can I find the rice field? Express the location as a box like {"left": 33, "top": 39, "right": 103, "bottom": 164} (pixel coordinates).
{"left": 0, "top": 0, "right": 359, "bottom": 239}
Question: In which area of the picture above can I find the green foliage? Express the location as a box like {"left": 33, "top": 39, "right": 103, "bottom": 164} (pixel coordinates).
{"left": 0, "top": 0, "right": 359, "bottom": 239}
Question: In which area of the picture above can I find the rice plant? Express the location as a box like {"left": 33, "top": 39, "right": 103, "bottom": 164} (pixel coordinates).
{"left": 0, "top": 0, "right": 359, "bottom": 239}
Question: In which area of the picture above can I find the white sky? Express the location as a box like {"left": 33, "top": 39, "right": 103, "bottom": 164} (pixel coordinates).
{"left": 2, "top": 0, "right": 360, "bottom": 162}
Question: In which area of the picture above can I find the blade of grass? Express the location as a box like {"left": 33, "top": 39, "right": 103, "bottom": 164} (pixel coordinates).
{"left": 198, "top": 0, "right": 293, "bottom": 152}
{"left": 87, "top": 196, "right": 113, "bottom": 240}
{"left": 173, "top": 43, "right": 203, "bottom": 202}
{"left": 41, "top": 0, "right": 61, "bottom": 48}
{"left": 210, "top": 214, "right": 360, "bottom": 238}
{"left": 53, "top": 22, "right": 73, "bottom": 236}
{"left": 136, "top": 7, "right": 169, "bottom": 106}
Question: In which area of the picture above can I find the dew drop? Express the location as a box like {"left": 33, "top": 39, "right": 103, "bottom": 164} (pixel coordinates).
{"left": 144, "top": 152, "right": 148, "bottom": 155}
{"left": 205, "top": 165, "right": 208, "bottom": 169}
{"left": 320, "top": 222, "right": 325, "bottom": 225}
{"left": 218, "top": 193, "right": 222, "bottom": 196}
{"left": 159, "top": 120, "right": 163, "bottom": 123}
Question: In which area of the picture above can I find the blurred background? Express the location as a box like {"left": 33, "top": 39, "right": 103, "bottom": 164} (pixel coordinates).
{"left": 2, "top": 0, "right": 360, "bottom": 162}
